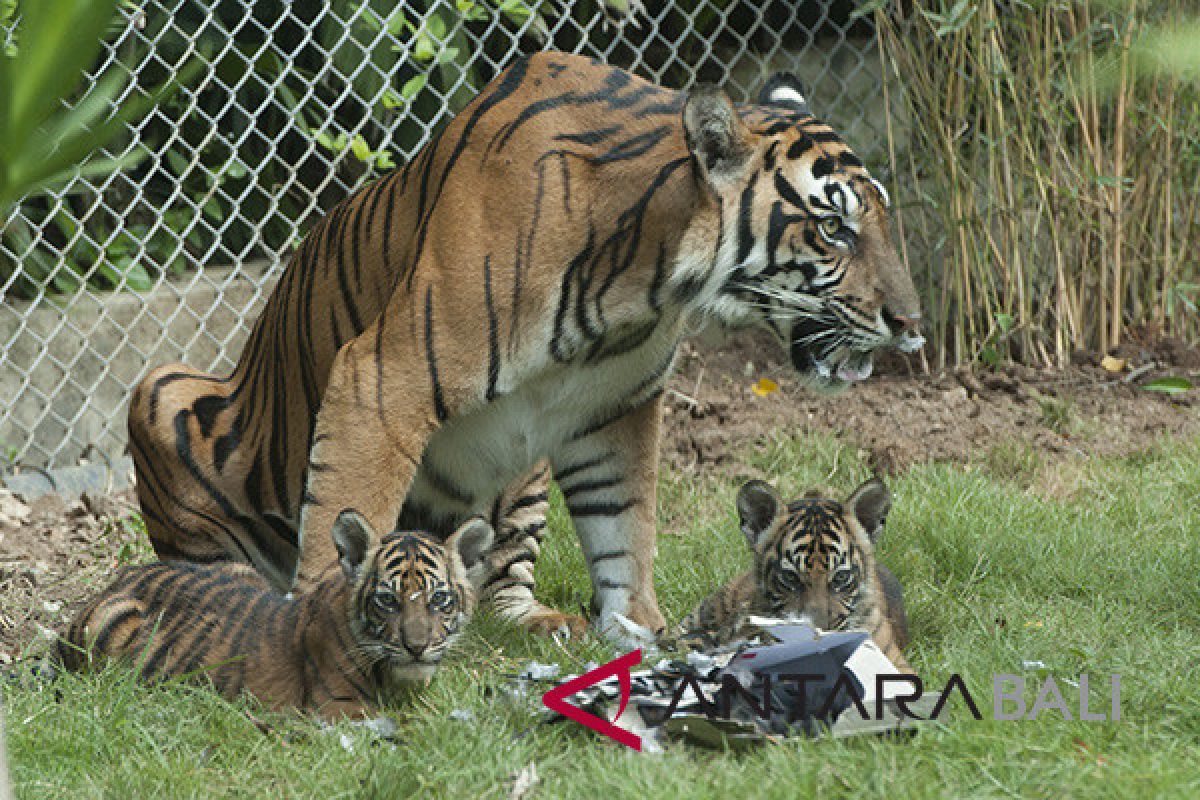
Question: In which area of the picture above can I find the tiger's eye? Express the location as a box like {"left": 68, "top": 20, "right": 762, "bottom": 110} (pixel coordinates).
{"left": 830, "top": 567, "right": 856, "bottom": 592}
{"left": 373, "top": 590, "right": 399, "bottom": 613}
{"left": 429, "top": 588, "right": 456, "bottom": 611}
{"left": 819, "top": 216, "right": 842, "bottom": 238}
{"left": 775, "top": 568, "right": 803, "bottom": 592}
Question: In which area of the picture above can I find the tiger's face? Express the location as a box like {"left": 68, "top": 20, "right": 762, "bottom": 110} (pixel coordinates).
{"left": 735, "top": 478, "right": 890, "bottom": 632}
{"left": 682, "top": 76, "right": 923, "bottom": 392}
{"left": 331, "top": 512, "right": 493, "bottom": 682}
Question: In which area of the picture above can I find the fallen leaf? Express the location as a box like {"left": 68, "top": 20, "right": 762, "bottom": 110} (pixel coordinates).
{"left": 1142, "top": 376, "right": 1193, "bottom": 395}
{"left": 509, "top": 762, "right": 538, "bottom": 800}
{"left": 751, "top": 378, "right": 779, "bottom": 397}
{"left": 1073, "top": 738, "right": 1108, "bottom": 766}
{"left": 1100, "top": 355, "right": 1126, "bottom": 373}
{"left": 0, "top": 490, "right": 31, "bottom": 527}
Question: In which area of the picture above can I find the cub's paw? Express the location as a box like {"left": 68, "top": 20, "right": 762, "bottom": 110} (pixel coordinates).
{"left": 523, "top": 609, "right": 589, "bottom": 640}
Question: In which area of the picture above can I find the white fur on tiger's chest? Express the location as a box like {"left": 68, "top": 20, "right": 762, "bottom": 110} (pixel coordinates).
{"left": 405, "top": 317, "right": 680, "bottom": 522}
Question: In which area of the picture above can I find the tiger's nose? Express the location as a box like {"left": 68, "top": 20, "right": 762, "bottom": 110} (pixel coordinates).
{"left": 401, "top": 634, "right": 429, "bottom": 658}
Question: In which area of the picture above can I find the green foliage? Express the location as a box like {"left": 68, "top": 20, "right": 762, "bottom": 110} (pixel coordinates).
{"left": 0, "top": 1, "right": 16, "bottom": 57}
{"left": 1142, "top": 376, "right": 1193, "bottom": 395}
{"left": 1132, "top": 20, "right": 1200, "bottom": 81}
{"left": 879, "top": 0, "right": 1200, "bottom": 366}
{"left": 978, "top": 312, "right": 1016, "bottom": 369}
{"left": 0, "top": 0, "right": 194, "bottom": 213}
{"left": 1035, "top": 391, "right": 1076, "bottom": 436}
{"left": 0, "top": 0, "right": 195, "bottom": 298}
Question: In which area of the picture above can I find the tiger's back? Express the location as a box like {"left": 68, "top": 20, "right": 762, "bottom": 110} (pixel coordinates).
{"left": 682, "top": 478, "right": 910, "bottom": 669}
{"left": 59, "top": 514, "right": 493, "bottom": 719}
{"left": 59, "top": 561, "right": 285, "bottom": 683}
{"left": 126, "top": 53, "right": 695, "bottom": 584}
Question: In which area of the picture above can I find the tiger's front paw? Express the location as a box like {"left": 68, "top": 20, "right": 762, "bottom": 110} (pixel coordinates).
{"left": 595, "top": 610, "right": 661, "bottom": 653}
{"left": 523, "top": 609, "right": 589, "bottom": 640}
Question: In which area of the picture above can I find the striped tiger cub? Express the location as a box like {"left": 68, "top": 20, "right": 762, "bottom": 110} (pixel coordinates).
{"left": 681, "top": 478, "right": 910, "bottom": 670}
{"left": 57, "top": 512, "right": 492, "bottom": 720}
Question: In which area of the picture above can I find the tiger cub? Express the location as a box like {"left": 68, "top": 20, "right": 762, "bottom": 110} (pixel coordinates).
{"left": 58, "top": 512, "right": 492, "bottom": 720}
{"left": 681, "top": 478, "right": 910, "bottom": 670}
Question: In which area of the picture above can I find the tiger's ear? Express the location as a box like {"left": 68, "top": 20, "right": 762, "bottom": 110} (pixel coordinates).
{"left": 736, "top": 480, "right": 782, "bottom": 549}
{"left": 332, "top": 509, "right": 375, "bottom": 581}
{"left": 758, "top": 72, "right": 810, "bottom": 115}
{"left": 848, "top": 478, "right": 891, "bottom": 544}
{"left": 446, "top": 516, "right": 494, "bottom": 571}
{"left": 682, "top": 85, "right": 753, "bottom": 190}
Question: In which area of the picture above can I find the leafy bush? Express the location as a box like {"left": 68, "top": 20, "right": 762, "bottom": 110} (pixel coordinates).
{"left": 877, "top": 0, "right": 1200, "bottom": 366}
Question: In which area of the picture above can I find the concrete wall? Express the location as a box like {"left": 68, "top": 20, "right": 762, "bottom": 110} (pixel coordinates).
{"left": 0, "top": 261, "right": 278, "bottom": 467}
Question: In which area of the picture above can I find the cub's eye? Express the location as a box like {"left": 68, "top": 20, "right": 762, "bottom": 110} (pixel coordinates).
{"left": 775, "top": 568, "right": 804, "bottom": 592}
{"left": 429, "top": 588, "right": 456, "bottom": 611}
{"left": 373, "top": 590, "right": 399, "bottom": 613}
{"left": 830, "top": 567, "right": 857, "bottom": 593}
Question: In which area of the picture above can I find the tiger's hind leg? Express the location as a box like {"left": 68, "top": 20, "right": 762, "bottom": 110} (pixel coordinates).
{"left": 128, "top": 363, "right": 295, "bottom": 585}
{"left": 480, "top": 461, "right": 588, "bottom": 639}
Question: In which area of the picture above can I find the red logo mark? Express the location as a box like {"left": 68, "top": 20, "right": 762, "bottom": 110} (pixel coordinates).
{"left": 542, "top": 649, "right": 643, "bottom": 751}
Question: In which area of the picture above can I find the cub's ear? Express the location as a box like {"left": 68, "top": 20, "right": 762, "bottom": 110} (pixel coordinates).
{"left": 848, "top": 477, "right": 891, "bottom": 543}
{"left": 758, "top": 72, "right": 810, "bottom": 115}
{"left": 331, "top": 509, "right": 375, "bottom": 581}
{"left": 735, "top": 480, "right": 782, "bottom": 549}
{"left": 446, "top": 516, "right": 494, "bottom": 570}
{"left": 682, "top": 85, "right": 753, "bottom": 189}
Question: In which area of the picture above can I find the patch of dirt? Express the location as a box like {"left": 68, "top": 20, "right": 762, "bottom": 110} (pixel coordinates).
{"left": 661, "top": 332, "right": 1200, "bottom": 476}
{"left": 2, "top": 331, "right": 1198, "bottom": 660}
{"left": 0, "top": 489, "right": 145, "bottom": 664}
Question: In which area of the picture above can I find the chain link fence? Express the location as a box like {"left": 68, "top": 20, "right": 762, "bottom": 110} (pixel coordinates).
{"left": 1, "top": 0, "right": 887, "bottom": 470}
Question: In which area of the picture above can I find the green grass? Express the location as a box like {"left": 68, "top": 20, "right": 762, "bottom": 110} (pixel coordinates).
{"left": 8, "top": 432, "right": 1200, "bottom": 798}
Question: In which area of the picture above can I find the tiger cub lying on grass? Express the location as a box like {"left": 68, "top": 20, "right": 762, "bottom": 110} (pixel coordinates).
{"left": 681, "top": 478, "right": 910, "bottom": 669}
{"left": 58, "top": 512, "right": 492, "bottom": 720}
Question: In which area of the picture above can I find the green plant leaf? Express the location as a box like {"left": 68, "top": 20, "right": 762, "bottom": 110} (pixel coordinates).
{"left": 427, "top": 13, "right": 447, "bottom": 41}
{"left": 456, "top": 0, "right": 488, "bottom": 22}
{"left": 349, "top": 135, "right": 372, "bottom": 163}
{"left": 413, "top": 33, "right": 437, "bottom": 63}
{"left": 4, "top": 0, "right": 119, "bottom": 148}
{"left": 401, "top": 74, "right": 427, "bottom": 101}
{"left": 166, "top": 150, "right": 190, "bottom": 177}
{"left": 122, "top": 261, "right": 154, "bottom": 291}
{"left": 313, "top": 129, "right": 335, "bottom": 150}
{"left": 381, "top": 90, "right": 403, "bottom": 110}
{"left": 223, "top": 159, "right": 248, "bottom": 181}
{"left": 202, "top": 197, "right": 225, "bottom": 223}
{"left": 1142, "top": 377, "right": 1194, "bottom": 395}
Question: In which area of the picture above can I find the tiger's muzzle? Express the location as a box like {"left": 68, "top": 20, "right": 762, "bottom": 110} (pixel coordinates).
{"left": 787, "top": 311, "right": 924, "bottom": 391}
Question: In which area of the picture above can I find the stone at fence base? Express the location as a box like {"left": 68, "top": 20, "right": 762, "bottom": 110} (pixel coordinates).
{"left": 0, "top": 456, "right": 135, "bottom": 502}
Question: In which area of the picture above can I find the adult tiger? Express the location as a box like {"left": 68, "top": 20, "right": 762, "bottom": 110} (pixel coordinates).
{"left": 128, "top": 53, "right": 922, "bottom": 646}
